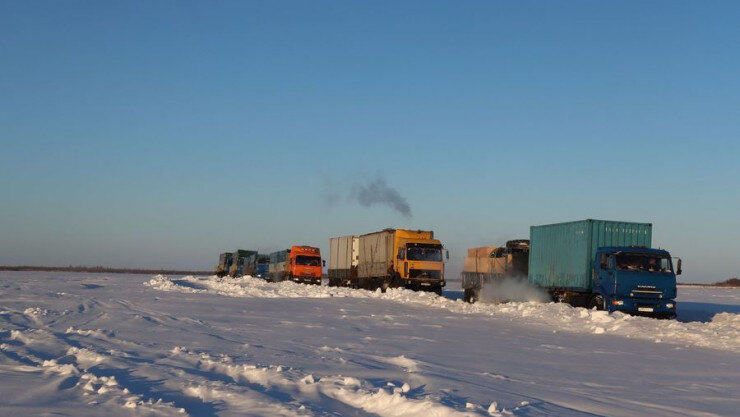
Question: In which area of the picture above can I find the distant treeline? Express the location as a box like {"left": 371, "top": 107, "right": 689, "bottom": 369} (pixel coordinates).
{"left": 0, "top": 265, "right": 211, "bottom": 276}
{"left": 681, "top": 278, "right": 740, "bottom": 287}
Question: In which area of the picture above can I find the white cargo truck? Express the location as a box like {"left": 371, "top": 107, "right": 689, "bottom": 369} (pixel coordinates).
{"left": 327, "top": 235, "right": 359, "bottom": 287}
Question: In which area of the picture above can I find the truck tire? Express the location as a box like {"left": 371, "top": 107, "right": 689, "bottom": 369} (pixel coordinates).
{"left": 589, "top": 294, "right": 605, "bottom": 310}
{"left": 464, "top": 288, "right": 477, "bottom": 303}
{"left": 390, "top": 273, "right": 403, "bottom": 289}
{"left": 434, "top": 287, "right": 443, "bottom": 296}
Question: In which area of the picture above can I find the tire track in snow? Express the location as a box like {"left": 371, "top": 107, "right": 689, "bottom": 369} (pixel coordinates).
{"left": 0, "top": 328, "right": 187, "bottom": 416}
{"left": 3, "top": 307, "right": 480, "bottom": 417}
{"left": 0, "top": 311, "right": 606, "bottom": 417}
{"left": 0, "top": 308, "right": 217, "bottom": 416}
{"left": 168, "top": 346, "right": 487, "bottom": 417}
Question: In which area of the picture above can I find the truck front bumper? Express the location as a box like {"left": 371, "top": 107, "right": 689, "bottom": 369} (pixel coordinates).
{"left": 609, "top": 297, "right": 677, "bottom": 319}
{"left": 404, "top": 279, "right": 445, "bottom": 289}
{"left": 291, "top": 277, "right": 321, "bottom": 285}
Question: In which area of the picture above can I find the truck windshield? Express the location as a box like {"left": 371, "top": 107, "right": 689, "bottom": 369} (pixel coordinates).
{"left": 615, "top": 253, "right": 672, "bottom": 273}
{"left": 406, "top": 247, "right": 443, "bottom": 262}
{"left": 296, "top": 256, "right": 321, "bottom": 266}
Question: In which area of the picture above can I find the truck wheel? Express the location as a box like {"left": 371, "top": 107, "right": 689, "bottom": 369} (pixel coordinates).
{"left": 589, "top": 294, "right": 605, "bottom": 310}
{"left": 464, "top": 289, "right": 475, "bottom": 303}
{"left": 390, "top": 273, "right": 402, "bottom": 288}
{"left": 434, "top": 287, "right": 443, "bottom": 296}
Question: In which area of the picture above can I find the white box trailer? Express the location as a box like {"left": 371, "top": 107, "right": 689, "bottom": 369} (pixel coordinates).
{"left": 327, "top": 235, "right": 358, "bottom": 286}
{"left": 357, "top": 230, "right": 396, "bottom": 280}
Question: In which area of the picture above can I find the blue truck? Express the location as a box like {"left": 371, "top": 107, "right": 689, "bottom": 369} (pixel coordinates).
{"left": 254, "top": 255, "right": 270, "bottom": 279}
{"left": 529, "top": 219, "right": 681, "bottom": 318}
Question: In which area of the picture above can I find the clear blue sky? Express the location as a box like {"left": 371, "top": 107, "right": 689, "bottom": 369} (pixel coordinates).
{"left": 1, "top": 1, "right": 738, "bottom": 282}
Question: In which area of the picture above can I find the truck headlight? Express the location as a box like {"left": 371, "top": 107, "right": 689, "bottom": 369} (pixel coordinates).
{"left": 666, "top": 303, "right": 674, "bottom": 308}
{"left": 611, "top": 300, "right": 624, "bottom": 306}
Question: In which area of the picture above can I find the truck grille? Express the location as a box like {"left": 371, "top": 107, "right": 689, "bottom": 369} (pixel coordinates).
{"left": 409, "top": 269, "right": 441, "bottom": 279}
{"left": 631, "top": 289, "right": 663, "bottom": 298}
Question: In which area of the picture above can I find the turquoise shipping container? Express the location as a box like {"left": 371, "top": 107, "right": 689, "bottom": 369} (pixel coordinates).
{"left": 528, "top": 219, "right": 652, "bottom": 291}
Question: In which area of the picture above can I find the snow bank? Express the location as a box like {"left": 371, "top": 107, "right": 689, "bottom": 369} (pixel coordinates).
{"left": 147, "top": 275, "right": 740, "bottom": 352}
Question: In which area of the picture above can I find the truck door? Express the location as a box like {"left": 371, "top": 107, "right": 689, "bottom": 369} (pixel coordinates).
{"left": 397, "top": 247, "right": 406, "bottom": 278}
{"left": 595, "top": 252, "right": 615, "bottom": 296}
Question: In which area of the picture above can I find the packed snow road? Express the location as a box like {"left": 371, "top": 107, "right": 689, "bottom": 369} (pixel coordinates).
{"left": 1, "top": 272, "right": 738, "bottom": 417}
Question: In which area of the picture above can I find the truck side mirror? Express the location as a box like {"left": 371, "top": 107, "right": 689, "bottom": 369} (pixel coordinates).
{"left": 676, "top": 258, "right": 682, "bottom": 275}
{"left": 322, "top": 260, "right": 326, "bottom": 267}
{"left": 445, "top": 250, "right": 449, "bottom": 260}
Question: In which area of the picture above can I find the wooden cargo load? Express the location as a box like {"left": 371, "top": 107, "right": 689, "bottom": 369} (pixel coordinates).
{"left": 463, "top": 248, "right": 510, "bottom": 274}
{"left": 466, "top": 246, "right": 497, "bottom": 258}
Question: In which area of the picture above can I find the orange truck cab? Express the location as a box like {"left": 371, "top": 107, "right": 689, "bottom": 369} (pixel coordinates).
{"left": 268, "top": 246, "right": 324, "bottom": 285}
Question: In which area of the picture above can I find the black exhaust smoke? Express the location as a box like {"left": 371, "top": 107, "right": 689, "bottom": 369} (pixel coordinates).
{"left": 353, "top": 177, "right": 412, "bottom": 218}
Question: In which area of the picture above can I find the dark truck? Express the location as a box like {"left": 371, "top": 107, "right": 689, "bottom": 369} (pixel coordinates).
{"left": 215, "top": 252, "right": 233, "bottom": 277}
{"left": 254, "top": 255, "right": 270, "bottom": 279}
{"left": 228, "top": 249, "right": 258, "bottom": 277}
{"left": 461, "top": 240, "right": 529, "bottom": 303}
{"left": 529, "top": 219, "right": 680, "bottom": 318}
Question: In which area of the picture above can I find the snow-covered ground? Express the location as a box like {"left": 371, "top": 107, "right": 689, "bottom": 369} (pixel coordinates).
{"left": 1, "top": 272, "right": 738, "bottom": 417}
{"left": 675, "top": 285, "right": 740, "bottom": 323}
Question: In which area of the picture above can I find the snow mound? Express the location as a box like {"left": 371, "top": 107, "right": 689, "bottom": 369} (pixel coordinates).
{"left": 147, "top": 275, "right": 740, "bottom": 352}
{"left": 377, "top": 355, "right": 421, "bottom": 373}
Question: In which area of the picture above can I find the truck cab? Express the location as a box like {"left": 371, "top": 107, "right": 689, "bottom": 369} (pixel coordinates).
{"left": 593, "top": 246, "right": 679, "bottom": 318}
{"left": 394, "top": 232, "right": 447, "bottom": 294}
{"left": 287, "top": 246, "right": 324, "bottom": 285}
{"left": 255, "top": 255, "right": 269, "bottom": 279}
{"left": 229, "top": 250, "right": 258, "bottom": 277}
{"left": 215, "top": 252, "right": 233, "bottom": 277}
